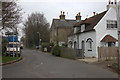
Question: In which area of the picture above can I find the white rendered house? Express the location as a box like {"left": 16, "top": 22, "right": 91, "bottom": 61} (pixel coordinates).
{"left": 68, "top": 1, "right": 118, "bottom": 58}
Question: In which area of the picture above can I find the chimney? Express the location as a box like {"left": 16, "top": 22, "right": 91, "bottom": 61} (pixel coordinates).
{"left": 107, "top": 0, "right": 117, "bottom": 10}
{"left": 60, "top": 11, "right": 65, "bottom": 20}
{"left": 93, "top": 12, "right": 96, "bottom": 16}
{"left": 76, "top": 12, "right": 81, "bottom": 21}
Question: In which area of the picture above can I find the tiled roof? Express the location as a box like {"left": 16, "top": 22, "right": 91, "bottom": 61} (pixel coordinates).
{"left": 101, "top": 35, "right": 118, "bottom": 42}
{"left": 53, "top": 19, "right": 78, "bottom": 28}
{"left": 75, "top": 10, "right": 108, "bottom": 34}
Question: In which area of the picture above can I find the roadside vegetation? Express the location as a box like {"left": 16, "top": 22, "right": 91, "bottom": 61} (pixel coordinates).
{"left": 23, "top": 12, "right": 50, "bottom": 49}
{"left": 2, "top": 56, "right": 19, "bottom": 63}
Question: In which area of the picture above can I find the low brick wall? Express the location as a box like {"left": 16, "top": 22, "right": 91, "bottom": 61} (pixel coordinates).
{"left": 60, "top": 48, "right": 77, "bottom": 60}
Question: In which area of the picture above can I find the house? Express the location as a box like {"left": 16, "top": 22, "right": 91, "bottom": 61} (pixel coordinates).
{"left": 68, "top": 1, "right": 118, "bottom": 58}
{"left": 50, "top": 11, "right": 81, "bottom": 46}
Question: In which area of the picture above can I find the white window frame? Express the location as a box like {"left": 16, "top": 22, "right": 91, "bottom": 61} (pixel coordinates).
{"left": 107, "top": 20, "right": 117, "bottom": 29}
{"left": 86, "top": 38, "right": 93, "bottom": 51}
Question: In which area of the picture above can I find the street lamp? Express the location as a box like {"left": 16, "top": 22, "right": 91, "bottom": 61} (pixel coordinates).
{"left": 37, "top": 32, "right": 40, "bottom": 47}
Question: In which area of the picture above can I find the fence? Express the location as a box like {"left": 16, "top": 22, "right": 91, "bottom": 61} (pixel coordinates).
{"left": 98, "top": 47, "right": 118, "bottom": 61}
{"left": 60, "top": 48, "right": 84, "bottom": 60}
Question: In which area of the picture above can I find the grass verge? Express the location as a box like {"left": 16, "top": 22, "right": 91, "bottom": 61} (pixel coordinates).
{"left": 2, "top": 56, "right": 19, "bottom": 63}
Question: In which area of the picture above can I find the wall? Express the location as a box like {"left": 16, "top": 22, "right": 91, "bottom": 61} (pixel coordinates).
{"left": 60, "top": 48, "right": 77, "bottom": 60}
{"left": 68, "top": 34, "right": 78, "bottom": 49}
{"left": 50, "top": 22, "right": 57, "bottom": 43}
{"left": 94, "top": 6, "right": 118, "bottom": 58}
{"left": 58, "top": 28, "right": 72, "bottom": 44}
{"left": 78, "top": 31, "right": 96, "bottom": 57}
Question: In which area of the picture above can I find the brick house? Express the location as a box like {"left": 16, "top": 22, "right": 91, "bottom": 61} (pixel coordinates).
{"left": 50, "top": 11, "right": 81, "bottom": 46}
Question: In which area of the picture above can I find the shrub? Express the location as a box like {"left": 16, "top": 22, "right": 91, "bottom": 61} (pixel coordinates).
{"left": 52, "top": 45, "right": 61, "bottom": 56}
{"left": 2, "top": 38, "right": 8, "bottom": 56}
{"left": 62, "top": 43, "right": 68, "bottom": 48}
{"left": 49, "top": 42, "right": 54, "bottom": 47}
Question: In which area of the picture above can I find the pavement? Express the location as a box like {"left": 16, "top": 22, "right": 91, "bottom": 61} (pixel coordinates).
{"left": 78, "top": 57, "right": 98, "bottom": 63}
{"left": 2, "top": 48, "right": 119, "bottom": 78}
{"left": 78, "top": 57, "right": 119, "bottom": 74}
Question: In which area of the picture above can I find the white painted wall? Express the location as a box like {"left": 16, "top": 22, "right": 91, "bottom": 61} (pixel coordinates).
{"left": 81, "top": 24, "right": 85, "bottom": 32}
{"left": 68, "top": 5, "right": 118, "bottom": 58}
{"left": 68, "top": 34, "right": 78, "bottom": 48}
{"left": 94, "top": 6, "right": 118, "bottom": 58}
{"left": 78, "top": 31, "right": 96, "bottom": 57}
{"left": 74, "top": 27, "right": 80, "bottom": 33}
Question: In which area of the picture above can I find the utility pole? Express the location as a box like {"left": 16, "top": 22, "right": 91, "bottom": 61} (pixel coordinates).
{"left": 37, "top": 32, "right": 40, "bottom": 47}
{"left": 117, "top": 1, "right": 120, "bottom": 70}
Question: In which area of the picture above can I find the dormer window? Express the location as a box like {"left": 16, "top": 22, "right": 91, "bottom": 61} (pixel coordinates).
{"left": 107, "top": 20, "right": 117, "bottom": 29}
{"left": 74, "top": 27, "right": 80, "bottom": 33}
{"left": 81, "top": 24, "right": 85, "bottom": 32}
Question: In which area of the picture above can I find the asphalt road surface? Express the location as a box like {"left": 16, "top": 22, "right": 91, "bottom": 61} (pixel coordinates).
{"left": 2, "top": 48, "right": 119, "bottom": 78}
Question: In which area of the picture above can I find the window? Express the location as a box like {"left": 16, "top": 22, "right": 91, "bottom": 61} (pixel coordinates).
{"left": 108, "top": 42, "right": 116, "bottom": 47}
{"left": 55, "top": 29, "right": 57, "bottom": 36}
{"left": 107, "top": 20, "right": 117, "bottom": 29}
{"left": 81, "top": 24, "right": 85, "bottom": 32}
{"left": 86, "top": 38, "right": 93, "bottom": 51}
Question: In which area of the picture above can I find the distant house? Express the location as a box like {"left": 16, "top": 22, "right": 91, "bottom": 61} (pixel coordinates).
{"left": 50, "top": 11, "right": 81, "bottom": 46}
{"left": 68, "top": 1, "right": 118, "bottom": 58}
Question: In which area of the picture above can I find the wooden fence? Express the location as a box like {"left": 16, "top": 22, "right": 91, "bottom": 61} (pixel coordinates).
{"left": 60, "top": 48, "right": 84, "bottom": 60}
{"left": 98, "top": 47, "right": 118, "bottom": 61}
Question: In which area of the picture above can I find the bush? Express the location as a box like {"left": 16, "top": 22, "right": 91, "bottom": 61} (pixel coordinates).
{"left": 49, "top": 42, "right": 54, "bottom": 47}
{"left": 52, "top": 45, "right": 61, "bottom": 56}
{"left": 2, "top": 38, "right": 8, "bottom": 56}
{"left": 62, "top": 43, "right": 68, "bottom": 48}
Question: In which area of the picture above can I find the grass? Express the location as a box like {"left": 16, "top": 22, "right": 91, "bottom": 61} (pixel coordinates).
{"left": 2, "top": 56, "right": 19, "bottom": 63}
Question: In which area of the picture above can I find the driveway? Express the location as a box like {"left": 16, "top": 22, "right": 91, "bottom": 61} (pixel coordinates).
{"left": 2, "top": 48, "right": 119, "bottom": 78}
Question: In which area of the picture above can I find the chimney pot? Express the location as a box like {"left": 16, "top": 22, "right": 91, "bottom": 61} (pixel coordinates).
{"left": 111, "top": 2, "right": 113, "bottom": 4}
{"left": 114, "top": 0, "right": 117, "bottom": 4}
{"left": 109, "top": 0, "right": 111, "bottom": 4}
{"left": 78, "top": 12, "right": 80, "bottom": 16}
{"left": 93, "top": 12, "right": 96, "bottom": 16}
{"left": 63, "top": 12, "right": 65, "bottom": 15}
{"left": 61, "top": 11, "right": 62, "bottom": 15}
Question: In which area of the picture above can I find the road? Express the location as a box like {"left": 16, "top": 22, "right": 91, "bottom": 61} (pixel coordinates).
{"left": 2, "top": 48, "right": 119, "bottom": 78}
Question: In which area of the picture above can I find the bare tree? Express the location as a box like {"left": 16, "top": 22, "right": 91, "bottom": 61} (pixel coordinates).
{"left": 2, "top": 0, "right": 22, "bottom": 31}
{"left": 23, "top": 12, "right": 50, "bottom": 48}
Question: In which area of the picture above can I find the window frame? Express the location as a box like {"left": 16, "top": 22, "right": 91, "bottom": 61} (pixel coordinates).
{"left": 86, "top": 38, "right": 93, "bottom": 51}
{"left": 106, "top": 20, "right": 117, "bottom": 29}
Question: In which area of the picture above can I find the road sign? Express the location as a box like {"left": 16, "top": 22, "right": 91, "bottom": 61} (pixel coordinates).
{"left": 8, "top": 35, "right": 18, "bottom": 42}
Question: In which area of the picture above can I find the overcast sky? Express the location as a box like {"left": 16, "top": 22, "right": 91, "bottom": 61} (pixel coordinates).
{"left": 18, "top": 0, "right": 113, "bottom": 24}
{"left": 17, "top": 0, "right": 120, "bottom": 38}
